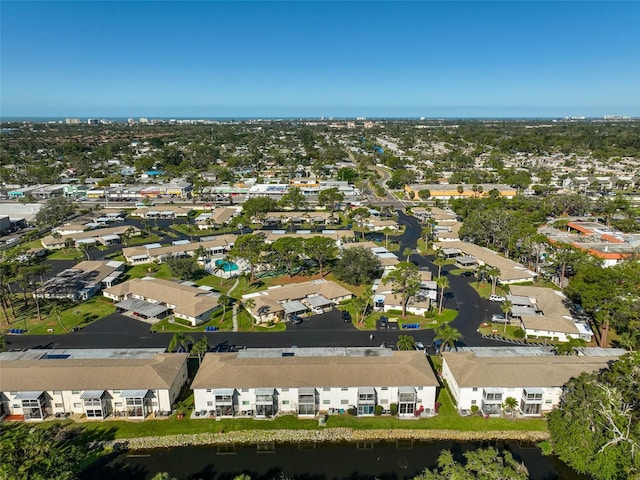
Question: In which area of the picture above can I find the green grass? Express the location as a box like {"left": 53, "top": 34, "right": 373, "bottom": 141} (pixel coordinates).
{"left": 126, "top": 234, "right": 162, "bottom": 246}
{"left": 150, "top": 309, "right": 235, "bottom": 333}
{"left": 47, "top": 249, "right": 84, "bottom": 260}
{"left": 122, "top": 263, "right": 174, "bottom": 281}
{"left": 16, "top": 297, "right": 117, "bottom": 335}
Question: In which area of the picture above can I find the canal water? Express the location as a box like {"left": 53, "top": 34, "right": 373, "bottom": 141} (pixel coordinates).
{"left": 82, "top": 440, "right": 587, "bottom": 480}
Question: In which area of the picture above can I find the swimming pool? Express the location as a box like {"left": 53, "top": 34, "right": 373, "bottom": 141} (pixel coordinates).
{"left": 214, "top": 259, "right": 239, "bottom": 272}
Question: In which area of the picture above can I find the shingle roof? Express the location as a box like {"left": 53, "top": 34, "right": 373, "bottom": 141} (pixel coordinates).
{"left": 0, "top": 354, "right": 187, "bottom": 391}
{"left": 192, "top": 351, "right": 438, "bottom": 389}
{"left": 442, "top": 351, "right": 619, "bottom": 388}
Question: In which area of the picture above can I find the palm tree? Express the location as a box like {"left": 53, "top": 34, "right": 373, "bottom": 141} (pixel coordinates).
{"left": 433, "top": 249, "right": 446, "bottom": 279}
{"left": 555, "top": 337, "right": 587, "bottom": 355}
{"left": 241, "top": 297, "right": 256, "bottom": 327}
{"left": 500, "top": 299, "right": 513, "bottom": 333}
{"left": 351, "top": 296, "right": 367, "bottom": 324}
{"left": 475, "top": 264, "right": 489, "bottom": 287}
{"left": 50, "top": 304, "right": 67, "bottom": 331}
{"left": 122, "top": 226, "right": 136, "bottom": 246}
{"left": 403, "top": 247, "right": 413, "bottom": 263}
{"left": 503, "top": 396, "right": 518, "bottom": 417}
{"left": 434, "top": 323, "right": 462, "bottom": 353}
{"left": 487, "top": 266, "right": 501, "bottom": 295}
{"left": 217, "top": 294, "right": 231, "bottom": 323}
{"left": 167, "top": 332, "right": 193, "bottom": 353}
{"left": 397, "top": 334, "right": 416, "bottom": 351}
{"left": 190, "top": 336, "right": 208, "bottom": 365}
{"left": 436, "top": 276, "right": 449, "bottom": 314}
{"left": 382, "top": 227, "right": 393, "bottom": 250}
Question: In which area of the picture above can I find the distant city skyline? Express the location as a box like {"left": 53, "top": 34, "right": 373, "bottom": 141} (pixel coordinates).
{"left": 2, "top": 1, "right": 639, "bottom": 118}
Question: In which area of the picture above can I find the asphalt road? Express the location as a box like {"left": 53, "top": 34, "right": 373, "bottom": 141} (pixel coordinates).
{"left": 6, "top": 209, "right": 506, "bottom": 351}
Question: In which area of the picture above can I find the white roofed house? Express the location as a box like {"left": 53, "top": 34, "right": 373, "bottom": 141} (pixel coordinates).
{"left": 441, "top": 347, "right": 624, "bottom": 417}
{"left": 191, "top": 348, "right": 438, "bottom": 419}
{"left": 0, "top": 349, "right": 188, "bottom": 421}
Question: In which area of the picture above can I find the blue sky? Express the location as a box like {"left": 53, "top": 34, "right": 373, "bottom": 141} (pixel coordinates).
{"left": 1, "top": 1, "right": 639, "bottom": 118}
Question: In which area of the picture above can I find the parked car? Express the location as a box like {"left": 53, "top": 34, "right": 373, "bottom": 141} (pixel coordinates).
{"left": 489, "top": 294, "right": 506, "bottom": 302}
{"left": 341, "top": 310, "right": 352, "bottom": 322}
{"left": 290, "top": 315, "right": 303, "bottom": 325}
{"left": 491, "top": 314, "right": 508, "bottom": 323}
{"left": 415, "top": 341, "right": 425, "bottom": 350}
{"left": 379, "top": 316, "right": 389, "bottom": 329}
{"left": 460, "top": 270, "right": 474, "bottom": 277}
{"left": 312, "top": 306, "right": 324, "bottom": 315}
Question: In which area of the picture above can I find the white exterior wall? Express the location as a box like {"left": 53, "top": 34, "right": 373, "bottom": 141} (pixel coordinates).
{"left": 193, "top": 385, "right": 437, "bottom": 417}
{"left": 524, "top": 327, "right": 579, "bottom": 343}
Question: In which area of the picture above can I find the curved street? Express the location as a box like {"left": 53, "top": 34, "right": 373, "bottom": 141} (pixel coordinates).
{"left": 5, "top": 210, "right": 504, "bottom": 352}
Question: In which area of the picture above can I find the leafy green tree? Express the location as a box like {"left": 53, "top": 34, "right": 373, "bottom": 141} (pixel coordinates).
{"left": 337, "top": 167, "right": 357, "bottom": 182}
{"left": 303, "top": 236, "right": 338, "bottom": 277}
{"left": 165, "top": 256, "right": 200, "bottom": 281}
{"left": 333, "top": 247, "right": 381, "bottom": 286}
{"left": 548, "top": 353, "right": 640, "bottom": 480}
{"left": 269, "top": 237, "right": 304, "bottom": 276}
{"left": 418, "top": 189, "right": 431, "bottom": 200}
{"left": 242, "top": 196, "right": 277, "bottom": 224}
{"left": 35, "top": 196, "right": 76, "bottom": 227}
{"left": 397, "top": 334, "right": 417, "bottom": 351}
{"left": 0, "top": 423, "right": 92, "bottom": 480}
{"left": 318, "top": 187, "right": 344, "bottom": 212}
{"left": 228, "top": 234, "right": 266, "bottom": 282}
{"left": 279, "top": 186, "right": 307, "bottom": 211}
{"left": 413, "top": 447, "right": 529, "bottom": 480}
{"left": 554, "top": 337, "right": 587, "bottom": 355}
{"left": 385, "top": 262, "right": 422, "bottom": 317}
{"left": 434, "top": 323, "right": 462, "bottom": 352}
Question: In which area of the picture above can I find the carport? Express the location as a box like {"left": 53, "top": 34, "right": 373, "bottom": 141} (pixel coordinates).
{"left": 454, "top": 256, "right": 477, "bottom": 269}
{"left": 282, "top": 300, "right": 308, "bottom": 317}
{"left": 305, "top": 295, "right": 332, "bottom": 311}
{"left": 115, "top": 298, "right": 169, "bottom": 320}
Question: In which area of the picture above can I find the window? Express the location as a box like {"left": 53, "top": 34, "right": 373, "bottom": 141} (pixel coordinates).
{"left": 323, "top": 387, "right": 330, "bottom": 392}
{"left": 207, "top": 401, "right": 213, "bottom": 407}
{"left": 380, "top": 399, "right": 388, "bottom": 404}
{"left": 323, "top": 400, "right": 330, "bottom": 404}
{"left": 52, "top": 390, "right": 61, "bottom": 394}
{"left": 55, "top": 403, "right": 63, "bottom": 408}
{"left": 9, "top": 392, "right": 17, "bottom": 395}
{"left": 242, "top": 400, "right": 250, "bottom": 405}
{"left": 113, "top": 390, "right": 121, "bottom": 394}
{"left": 71, "top": 390, "right": 80, "bottom": 394}
{"left": 472, "top": 388, "right": 478, "bottom": 392}
{"left": 417, "top": 386, "right": 423, "bottom": 391}
{"left": 471, "top": 400, "right": 476, "bottom": 405}
{"left": 341, "top": 399, "right": 348, "bottom": 404}
{"left": 242, "top": 388, "right": 249, "bottom": 392}
{"left": 545, "top": 399, "right": 552, "bottom": 404}
{"left": 73, "top": 403, "right": 81, "bottom": 408}
{"left": 282, "top": 400, "right": 289, "bottom": 405}
{"left": 115, "top": 402, "right": 122, "bottom": 407}
{"left": 282, "top": 388, "right": 289, "bottom": 392}
{"left": 12, "top": 404, "right": 19, "bottom": 409}
{"left": 341, "top": 387, "right": 348, "bottom": 391}
{"left": 206, "top": 389, "right": 212, "bottom": 392}
{"left": 151, "top": 402, "right": 157, "bottom": 406}
{"left": 381, "top": 387, "right": 388, "bottom": 391}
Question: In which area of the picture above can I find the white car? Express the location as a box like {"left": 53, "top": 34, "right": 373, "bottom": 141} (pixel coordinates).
{"left": 312, "top": 306, "right": 324, "bottom": 315}
{"left": 491, "top": 314, "right": 508, "bottom": 323}
{"left": 489, "top": 294, "right": 505, "bottom": 302}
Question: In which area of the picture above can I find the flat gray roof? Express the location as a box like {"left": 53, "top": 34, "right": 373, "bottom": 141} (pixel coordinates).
{"left": 116, "top": 298, "right": 169, "bottom": 318}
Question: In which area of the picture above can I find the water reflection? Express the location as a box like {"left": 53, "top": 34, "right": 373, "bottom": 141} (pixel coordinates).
{"left": 82, "top": 440, "right": 587, "bottom": 480}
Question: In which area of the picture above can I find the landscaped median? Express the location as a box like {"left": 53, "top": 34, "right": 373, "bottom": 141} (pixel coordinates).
{"left": 95, "top": 427, "right": 549, "bottom": 451}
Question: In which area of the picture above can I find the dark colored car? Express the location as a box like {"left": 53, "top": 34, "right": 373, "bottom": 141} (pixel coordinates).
{"left": 379, "top": 316, "right": 388, "bottom": 329}
{"left": 291, "top": 315, "right": 303, "bottom": 325}
{"left": 341, "top": 310, "right": 352, "bottom": 322}
{"left": 460, "top": 271, "right": 474, "bottom": 277}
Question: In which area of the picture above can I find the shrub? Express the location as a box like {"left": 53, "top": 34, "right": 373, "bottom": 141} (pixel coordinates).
{"left": 424, "top": 310, "right": 435, "bottom": 318}
{"left": 513, "top": 328, "right": 526, "bottom": 338}
{"left": 470, "top": 405, "right": 479, "bottom": 415}
{"left": 389, "top": 403, "right": 398, "bottom": 415}
{"left": 347, "top": 407, "right": 356, "bottom": 416}
{"left": 374, "top": 405, "right": 383, "bottom": 416}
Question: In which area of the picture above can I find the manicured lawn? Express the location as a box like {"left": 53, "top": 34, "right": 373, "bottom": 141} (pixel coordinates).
{"left": 126, "top": 234, "right": 162, "bottom": 246}
{"left": 342, "top": 301, "right": 458, "bottom": 331}
{"left": 47, "top": 248, "right": 84, "bottom": 261}
{"left": 150, "top": 309, "right": 235, "bottom": 333}
{"left": 122, "top": 263, "right": 174, "bottom": 281}
{"left": 18, "top": 297, "right": 117, "bottom": 335}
